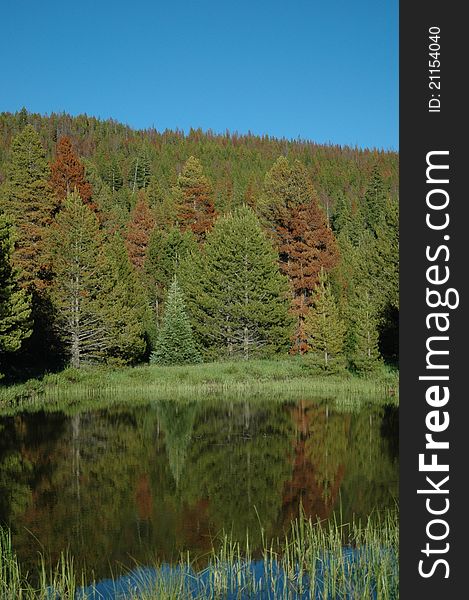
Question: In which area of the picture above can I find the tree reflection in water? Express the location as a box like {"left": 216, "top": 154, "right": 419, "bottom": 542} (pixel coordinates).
{"left": 0, "top": 397, "right": 398, "bottom": 584}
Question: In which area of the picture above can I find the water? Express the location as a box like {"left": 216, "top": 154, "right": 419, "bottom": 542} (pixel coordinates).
{"left": 0, "top": 397, "right": 398, "bottom": 585}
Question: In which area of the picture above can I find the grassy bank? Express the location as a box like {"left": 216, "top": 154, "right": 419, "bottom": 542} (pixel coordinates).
{"left": 1, "top": 509, "right": 398, "bottom": 599}
{"left": 0, "top": 359, "right": 398, "bottom": 412}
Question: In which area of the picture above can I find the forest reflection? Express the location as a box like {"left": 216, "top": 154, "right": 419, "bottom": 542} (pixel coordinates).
{"left": 0, "top": 398, "right": 398, "bottom": 582}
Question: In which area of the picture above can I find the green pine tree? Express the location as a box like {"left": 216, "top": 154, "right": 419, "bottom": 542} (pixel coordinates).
{"left": 362, "top": 166, "right": 387, "bottom": 235}
{"left": 128, "top": 150, "right": 151, "bottom": 193}
{"left": 179, "top": 206, "right": 292, "bottom": 359}
{"left": 48, "top": 192, "right": 112, "bottom": 367}
{"left": 305, "top": 268, "right": 346, "bottom": 370}
{"left": 0, "top": 211, "right": 32, "bottom": 378}
{"left": 145, "top": 227, "right": 197, "bottom": 322}
{"left": 151, "top": 277, "right": 201, "bottom": 365}
{"left": 349, "top": 287, "right": 382, "bottom": 373}
{"left": 102, "top": 233, "right": 148, "bottom": 364}
{"left": 375, "top": 197, "right": 399, "bottom": 310}
{"left": 0, "top": 124, "right": 54, "bottom": 292}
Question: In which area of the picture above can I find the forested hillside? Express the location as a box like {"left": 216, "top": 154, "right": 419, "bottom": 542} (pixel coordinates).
{"left": 0, "top": 109, "right": 398, "bottom": 380}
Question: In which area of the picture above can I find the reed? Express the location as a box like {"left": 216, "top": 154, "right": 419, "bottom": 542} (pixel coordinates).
{"left": 1, "top": 508, "right": 398, "bottom": 599}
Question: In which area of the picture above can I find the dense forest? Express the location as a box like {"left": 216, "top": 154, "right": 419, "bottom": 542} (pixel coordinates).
{"left": 0, "top": 109, "right": 398, "bottom": 381}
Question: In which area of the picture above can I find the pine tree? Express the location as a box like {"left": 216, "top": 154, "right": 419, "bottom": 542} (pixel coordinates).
{"left": 124, "top": 192, "right": 156, "bottom": 269}
{"left": 48, "top": 192, "right": 111, "bottom": 367}
{"left": 147, "top": 176, "right": 176, "bottom": 229}
{"left": 102, "top": 233, "right": 147, "bottom": 364}
{"left": 349, "top": 288, "right": 382, "bottom": 373}
{"left": 0, "top": 212, "right": 32, "bottom": 377}
{"left": 262, "top": 156, "right": 313, "bottom": 210}
{"left": 375, "top": 197, "right": 399, "bottom": 311}
{"left": 362, "top": 166, "right": 387, "bottom": 235}
{"left": 128, "top": 151, "right": 151, "bottom": 193}
{"left": 305, "top": 269, "right": 346, "bottom": 370}
{"left": 50, "top": 136, "right": 94, "bottom": 210}
{"left": 143, "top": 227, "right": 197, "bottom": 343}
{"left": 261, "top": 157, "right": 340, "bottom": 354}
{"left": 150, "top": 277, "right": 201, "bottom": 365}
{"left": 179, "top": 206, "right": 292, "bottom": 358}
{"left": 102, "top": 156, "right": 123, "bottom": 192}
{"left": 174, "top": 156, "right": 217, "bottom": 242}
{"left": 0, "top": 125, "right": 54, "bottom": 292}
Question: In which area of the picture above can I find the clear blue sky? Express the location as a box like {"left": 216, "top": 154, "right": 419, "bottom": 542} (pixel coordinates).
{"left": 1, "top": 0, "right": 398, "bottom": 150}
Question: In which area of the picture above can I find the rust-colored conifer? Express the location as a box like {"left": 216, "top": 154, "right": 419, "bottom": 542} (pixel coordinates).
{"left": 125, "top": 192, "right": 156, "bottom": 269}
{"left": 263, "top": 158, "right": 340, "bottom": 354}
{"left": 50, "top": 136, "right": 94, "bottom": 210}
{"left": 174, "top": 156, "right": 217, "bottom": 242}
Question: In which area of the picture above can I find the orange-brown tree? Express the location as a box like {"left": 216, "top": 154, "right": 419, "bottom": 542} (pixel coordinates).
{"left": 262, "top": 157, "right": 340, "bottom": 354}
{"left": 174, "top": 156, "right": 217, "bottom": 242}
{"left": 125, "top": 192, "right": 156, "bottom": 269}
{"left": 50, "top": 136, "right": 94, "bottom": 210}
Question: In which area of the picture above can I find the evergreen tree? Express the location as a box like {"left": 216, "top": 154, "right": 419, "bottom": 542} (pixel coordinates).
{"left": 0, "top": 212, "right": 32, "bottom": 377}
{"left": 174, "top": 156, "right": 217, "bottom": 242}
{"left": 0, "top": 125, "right": 54, "bottom": 292}
{"left": 262, "top": 156, "right": 313, "bottom": 210}
{"left": 50, "top": 136, "right": 94, "bottom": 210}
{"left": 305, "top": 269, "right": 346, "bottom": 370}
{"left": 261, "top": 157, "right": 340, "bottom": 354}
{"left": 331, "top": 191, "right": 356, "bottom": 236}
{"left": 349, "top": 288, "right": 382, "bottom": 373}
{"left": 362, "top": 166, "right": 387, "bottom": 235}
{"left": 102, "top": 233, "right": 147, "bottom": 364}
{"left": 48, "top": 192, "right": 109, "bottom": 367}
{"left": 47, "top": 192, "right": 144, "bottom": 367}
{"left": 128, "top": 151, "right": 151, "bottom": 193}
{"left": 148, "top": 176, "right": 176, "bottom": 229}
{"left": 375, "top": 197, "right": 399, "bottom": 311}
{"left": 179, "top": 206, "right": 292, "bottom": 358}
{"left": 145, "top": 227, "right": 197, "bottom": 324}
{"left": 102, "top": 156, "right": 123, "bottom": 192}
{"left": 125, "top": 192, "right": 156, "bottom": 269}
{"left": 150, "top": 278, "right": 201, "bottom": 365}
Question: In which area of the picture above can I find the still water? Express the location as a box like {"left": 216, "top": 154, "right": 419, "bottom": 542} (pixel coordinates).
{"left": 0, "top": 397, "right": 398, "bottom": 583}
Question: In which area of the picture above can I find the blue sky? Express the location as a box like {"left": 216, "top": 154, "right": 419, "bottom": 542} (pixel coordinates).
{"left": 1, "top": 0, "right": 398, "bottom": 150}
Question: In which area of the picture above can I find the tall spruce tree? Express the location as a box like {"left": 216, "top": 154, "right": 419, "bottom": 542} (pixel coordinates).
{"left": 349, "top": 287, "right": 382, "bottom": 373}
{"left": 0, "top": 125, "right": 54, "bottom": 292}
{"left": 261, "top": 157, "right": 340, "bottom": 354}
{"left": 145, "top": 227, "right": 197, "bottom": 322}
{"left": 50, "top": 136, "right": 94, "bottom": 210}
{"left": 150, "top": 277, "right": 201, "bottom": 365}
{"left": 174, "top": 156, "right": 217, "bottom": 242}
{"left": 179, "top": 206, "right": 292, "bottom": 358}
{"left": 0, "top": 212, "right": 32, "bottom": 378}
{"left": 125, "top": 192, "right": 156, "bottom": 270}
{"left": 48, "top": 192, "right": 110, "bottom": 367}
{"left": 375, "top": 197, "right": 399, "bottom": 311}
{"left": 305, "top": 269, "right": 346, "bottom": 370}
{"left": 102, "top": 233, "right": 147, "bottom": 364}
{"left": 362, "top": 166, "right": 387, "bottom": 235}
{"left": 49, "top": 197, "right": 148, "bottom": 367}
{"left": 128, "top": 151, "right": 151, "bottom": 193}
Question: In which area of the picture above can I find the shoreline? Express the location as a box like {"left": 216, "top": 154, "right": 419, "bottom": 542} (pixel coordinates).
{"left": 0, "top": 358, "right": 398, "bottom": 413}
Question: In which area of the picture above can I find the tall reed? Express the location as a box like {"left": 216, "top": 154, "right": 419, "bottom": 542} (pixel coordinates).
{"left": 1, "top": 508, "right": 398, "bottom": 599}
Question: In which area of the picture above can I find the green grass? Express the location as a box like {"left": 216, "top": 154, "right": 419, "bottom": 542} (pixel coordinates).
{"left": 1, "top": 508, "right": 398, "bottom": 599}
{"left": 0, "top": 358, "right": 398, "bottom": 413}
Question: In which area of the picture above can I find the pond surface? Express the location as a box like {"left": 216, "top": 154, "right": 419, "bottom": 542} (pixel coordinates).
{"left": 0, "top": 397, "right": 398, "bottom": 583}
